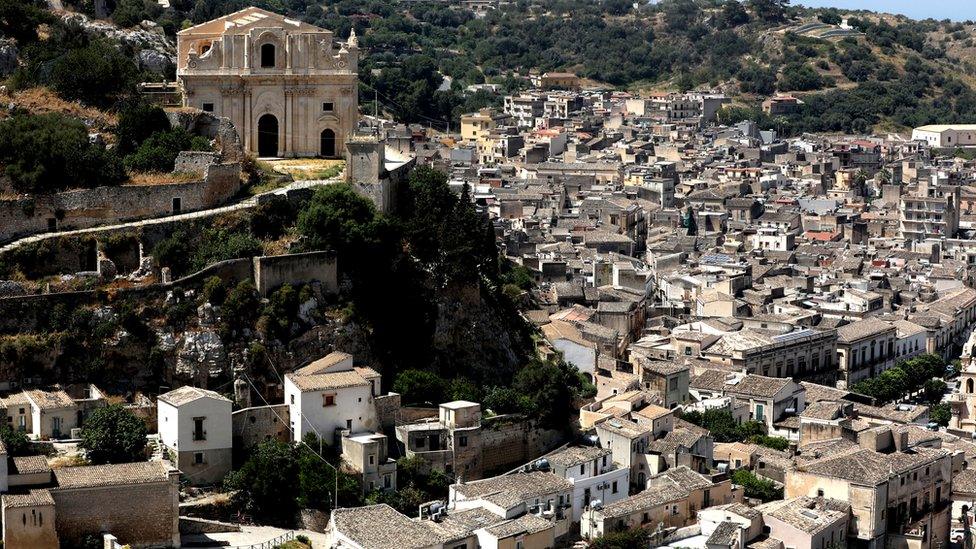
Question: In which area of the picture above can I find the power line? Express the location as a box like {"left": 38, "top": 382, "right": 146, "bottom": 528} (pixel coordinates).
{"left": 240, "top": 372, "right": 341, "bottom": 510}
{"left": 358, "top": 79, "right": 453, "bottom": 131}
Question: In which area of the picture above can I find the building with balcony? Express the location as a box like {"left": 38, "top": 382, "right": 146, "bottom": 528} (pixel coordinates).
{"left": 157, "top": 386, "right": 233, "bottom": 486}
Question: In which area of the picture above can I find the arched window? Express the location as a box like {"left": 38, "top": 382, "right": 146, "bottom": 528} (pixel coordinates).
{"left": 968, "top": 378, "right": 974, "bottom": 394}
{"left": 260, "top": 43, "right": 276, "bottom": 68}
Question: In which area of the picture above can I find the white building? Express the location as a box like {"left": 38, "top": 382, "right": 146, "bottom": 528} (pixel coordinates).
{"left": 545, "top": 446, "right": 631, "bottom": 522}
{"left": 284, "top": 351, "right": 381, "bottom": 445}
{"left": 912, "top": 125, "right": 976, "bottom": 148}
{"left": 157, "top": 386, "right": 233, "bottom": 485}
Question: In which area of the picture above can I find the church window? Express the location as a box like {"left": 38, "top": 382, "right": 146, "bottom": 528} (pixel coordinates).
{"left": 260, "top": 43, "right": 276, "bottom": 68}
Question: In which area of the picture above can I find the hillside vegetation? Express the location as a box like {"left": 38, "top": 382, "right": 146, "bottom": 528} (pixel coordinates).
{"left": 6, "top": 1, "right": 976, "bottom": 136}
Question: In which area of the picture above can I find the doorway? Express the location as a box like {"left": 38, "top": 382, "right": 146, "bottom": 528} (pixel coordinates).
{"left": 320, "top": 128, "right": 336, "bottom": 157}
{"left": 257, "top": 114, "right": 279, "bottom": 157}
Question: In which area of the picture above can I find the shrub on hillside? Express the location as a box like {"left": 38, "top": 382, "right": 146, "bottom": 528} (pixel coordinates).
{"left": 0, "top": 112, "right": 126, "bottom": 193}
{"left": 123, "top": 128, "right": 211, "bottom": 173}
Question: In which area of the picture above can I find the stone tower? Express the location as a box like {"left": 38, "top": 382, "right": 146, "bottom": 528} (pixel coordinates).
{"left": 950, "top": 330, "right": 976, "bottom": 434}
{"left": 346, "top": 133, "right": 391, "bottom": 213}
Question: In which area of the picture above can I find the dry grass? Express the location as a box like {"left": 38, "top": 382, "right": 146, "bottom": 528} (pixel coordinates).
{"left": 126, "top": 171, "right": 201, "bottom": 186}
{"left": 0, "top": 87, "right": 117, "bottom": 130}
{"left": 50, "top": 455, "right": 89, "bottom": 469}
{"left": 265, "top": 158, "right": 344, "bottom": 181}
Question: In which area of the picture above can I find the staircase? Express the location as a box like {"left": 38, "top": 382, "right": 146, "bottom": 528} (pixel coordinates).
{"left": 147, "top": 434, "right": 165, "bottom": 462}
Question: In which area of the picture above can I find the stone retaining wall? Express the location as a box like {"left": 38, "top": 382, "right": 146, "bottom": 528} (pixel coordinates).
{"left": 0, "top": 162, "right": 241, "bottom": 244}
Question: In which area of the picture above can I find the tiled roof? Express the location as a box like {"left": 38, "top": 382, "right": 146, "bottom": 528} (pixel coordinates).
{"left": 799, "top": 401, "right": 844, "bottom": 421}
{"left": 836, "top": 318, "right": 894, "bottom": 344}
{"left": 546, "top": 446, "right": 610, "bottom": 469}
{"left": 451, "top": 471, "right": 572, "bottom": 504}
{"left": 2, "top": 489, "right": 54, "bottom": 509}
{"left": 25, "top": 390, "right": 74, "bottom": 411}
{"left": 707, "top": 520, "right": 742, "bottom": 545}
{"left": 11, "top": 455, "right": 50, "bottom": 475}
{"left": 483, "top": 513, "right": 552, "bottom": 538}
{"left": 286, "top": 370, "right": 370, "bottom": 392}
{"left": 598, "top": 482, "right": 688, "bottom": 517}
{"left": 158, "top": 385, "right": 231, "bottom": 406}
{"left": 757, "top": 497, "right": 848, "bottom": 534}
{"left": 953, "top": 469, "right": 976, "bottom": 495}
{"left": 293, "top": 351, "right": 354, "bottom": 376}
{"left": 331, "top": 504, "right": 449, "bottom": 549}
{"left": 54, "top": 461, "right": 172, "bottom": 489}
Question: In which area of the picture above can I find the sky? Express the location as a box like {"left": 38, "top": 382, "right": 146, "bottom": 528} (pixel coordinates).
{"left": 795, "top": 0, "right": 976, "bottom": 21}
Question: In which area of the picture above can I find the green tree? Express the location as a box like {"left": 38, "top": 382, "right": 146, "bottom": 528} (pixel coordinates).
{"left": 116, "top": 101, "right": 173, "bottom": 156}
{"left": 221, "top": 281, "right": 261, "bottom": 339}
{"left": 393, "top": 369, "right": 448, "bottom": 405}
{"left": 296, "top": 434, "right": 361, "bottom": 511}
{"left": 225, "top": 440, "right": 300, "bottom": 526}
{"left": 749, "top": 0, "right": 789, "bottom": 23}
{"left": 111, "top": 0, "right": 162, "bottom": 28}
{"left": 589, "top": 528, "right": 649, "bottom": 549}
{"left": 731, "top": 469, "right": 782, "bottom": 502}
{"left": 0, "top": 0, "right": 51, "bottom": 44}
{"left": 297, "top": 184, "right": 381, "bottom": 256}
{"left": 79, "top": 404, "right": 147, "bottom": 464}
{"left": 718, "top": 0, "right": 750, "bottom": 28}
{"left": 0, "top": 424, "right": 31, "bottom": 456}
{"left": 511, "top": 359, "right": 591, "bottom": 428}
{"left": 124, "top": 129, "right": 211, "bottom": 173}
{"left": 748, "top": 435, "right": 790, "bottom": 451}
{"left": 49, "top": 39, "right": 138, "bottom": 108}
{"left": 931, "top": 402, "right": 951, "bottom": 427}
{"left": 0, "top": 113, "right": 126, "bottom": 193}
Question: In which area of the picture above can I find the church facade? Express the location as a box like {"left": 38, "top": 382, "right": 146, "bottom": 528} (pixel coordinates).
{"left": 176, "top": 7, "right": 358, "bottom": 158}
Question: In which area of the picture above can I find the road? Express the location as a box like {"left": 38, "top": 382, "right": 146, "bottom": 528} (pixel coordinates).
{"left": 181, "top": 525, "right": 330, "bottom": 548}
{"left": 0, "top": 178, "right": 337, "bottom": 256}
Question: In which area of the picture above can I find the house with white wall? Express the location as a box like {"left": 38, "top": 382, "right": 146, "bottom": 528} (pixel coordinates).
{"left": 545, "top": 446, "right": 630, "bottom": 521}
{"left": 157, "top": 386, "right": 233, "bottom": 485}
{"left": 284, "top": 352, "right": 381, "bottom": 445}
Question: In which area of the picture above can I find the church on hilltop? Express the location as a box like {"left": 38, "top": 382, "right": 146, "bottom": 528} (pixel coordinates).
{"left": 176, "top": 7, "right": 359, "bottom": 159}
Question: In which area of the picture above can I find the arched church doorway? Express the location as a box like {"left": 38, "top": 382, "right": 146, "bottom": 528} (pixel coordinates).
{"left": 257, "top": 114, "right": 279, "bottom": 157}
{"left": 320, "top": 129, "right": 336, "bottom": 157}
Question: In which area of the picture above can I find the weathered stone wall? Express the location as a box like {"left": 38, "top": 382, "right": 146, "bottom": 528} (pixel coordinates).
{"left": 0, "top": 259, "right": 253, "bottom": 334}
{"left": 52, "top": 478, "right": 179, "bottom": 548}
{"left": 481, "top": 417, "right": 566, "bottom": 475}
{"left": 174, "top": 151, "right": 220, "bottom": 176}
{"left": 252, "top": 251, "right": 338, "bottom": 296}
{"left": 232, "top": 404, "right": 290, "bottom": 453}
{"left": 178, "top": 517, "right": 242, "bottom": 535}
{"left": 374, "top": 393, "right": 401, "bottom": 430}
{"left": 398, "top": 406, "right": 439, "bottom": 424}
{"left": 0, "top": 163, "right": 241, "bottom": 244}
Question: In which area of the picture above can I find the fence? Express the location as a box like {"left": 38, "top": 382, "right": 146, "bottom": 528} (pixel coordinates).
{"left": 229, "top": 530, "right": 296, "bottom": 549}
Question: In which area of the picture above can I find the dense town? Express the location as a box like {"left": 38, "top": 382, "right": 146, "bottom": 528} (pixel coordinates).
{"left": 6, "top": 1, "right": 976, "bottom": 549}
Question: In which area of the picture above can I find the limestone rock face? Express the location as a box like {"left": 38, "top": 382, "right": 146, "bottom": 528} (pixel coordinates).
{"left": 177, "top": 330, "right": 228, "bottom": 378}
{"left": 0, "top": 39, "right": 18, "bottom": 77}
{"left": 0, "top": 280, "right": 26, "bottom": 297}
{"left": 58, "top": 12, "right": 175, "bottom": 75}
{"left": 139, "top": 48, "right": 173, "bottom": 74}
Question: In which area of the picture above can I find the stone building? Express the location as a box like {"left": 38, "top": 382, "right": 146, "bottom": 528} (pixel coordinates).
{"left": 1, "top": 490, "right": 58, "bottom": 549}
{"left": 177, "top": 7, "right": 358, "bottom": 158}
{"left": 50, "top": 462, "right": 180, "bottom": 548}
{"left": 157, "top": 385, "right": 233, "bottom": 486}
{"left": 396, "top": 401, "right": 484, "bottom": 481}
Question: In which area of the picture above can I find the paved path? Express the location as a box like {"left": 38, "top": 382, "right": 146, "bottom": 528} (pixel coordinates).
{"left": 0, "top": 178, "right": 338, "bottom": 255}
{"left": 181, "top": 525, "right": 330, "bottom": 548}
